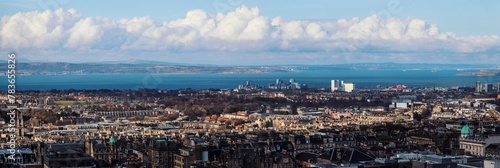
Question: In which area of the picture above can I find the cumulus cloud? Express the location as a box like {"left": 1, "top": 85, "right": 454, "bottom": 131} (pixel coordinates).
{"left": 1, "top": 5, "right": 499, "bottom": 56}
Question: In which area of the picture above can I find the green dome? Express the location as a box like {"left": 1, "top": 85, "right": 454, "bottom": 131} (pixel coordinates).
{"left": 461, "top": 125, "right": 470, "bottom": 135}
{"left": 110, "top": 137, "right": 116, "bottom": 144}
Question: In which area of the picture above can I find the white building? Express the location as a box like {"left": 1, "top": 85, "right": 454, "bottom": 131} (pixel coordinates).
{"left": 331, "top": 80, "right": 344, "bottom": 92}
{"left": 459, "top": 125, "right": 500, "bottom": 156}
{"left": 344, "top": 82, "right": 355, "bottom": 92}
{"left": 331, "top": 80, "right": 354, "bottom": 92}
{"left": 485, "top": 159, "right": 500, "bottom": 168}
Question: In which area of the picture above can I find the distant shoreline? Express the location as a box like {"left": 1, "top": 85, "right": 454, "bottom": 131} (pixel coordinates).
{"left": 0, "top": 72, "right": 284, "bottom": 76}
{"left": 1, "top": 62, "right": 498, "bottom": 76}
{"left": 456, "top": 70, "right": 500, "bottom": 76}
{"left": 1, "top": 69, "right": 499, "bottom": 91}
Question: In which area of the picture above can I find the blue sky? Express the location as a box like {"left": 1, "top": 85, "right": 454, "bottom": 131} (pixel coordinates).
{"left": 1, "top": 0, "right": 500, "bottom": 64}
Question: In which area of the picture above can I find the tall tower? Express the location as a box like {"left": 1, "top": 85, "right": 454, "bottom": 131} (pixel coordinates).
{"left": 276, "top": 79, "right": 283, "bottom": 90}
{"left": 331, "top": 80, "right": 337, "bottom": 92}
{"left": 331, "top": 80, "right": 344, "bottom": 92}
{"left": 476, "top": 81, "right": 482, "bottom": 92}
{"left": 16, "top": 109, "right": 24, "bottom": 137}
{"left": 276, "top": 79, "right": 282, "bottom": 85}
{"left": 485, "top": 83, "right": 494, "bottom": 93}
{"left": 497, "top": 82, "right": 500, "bottom": 93}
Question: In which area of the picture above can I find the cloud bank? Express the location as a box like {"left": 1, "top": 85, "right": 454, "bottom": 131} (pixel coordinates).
{"left": 1, "top": 6, "right": 499, "bottom": 63}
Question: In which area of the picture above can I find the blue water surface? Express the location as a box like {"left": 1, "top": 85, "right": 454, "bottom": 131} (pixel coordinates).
{"left": 2, "top": 70, "right": 499, "bottom": 90}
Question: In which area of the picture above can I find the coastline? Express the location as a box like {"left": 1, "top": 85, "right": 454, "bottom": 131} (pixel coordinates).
{"left": 456, "top": 70, "right": 500, "bottom": 76}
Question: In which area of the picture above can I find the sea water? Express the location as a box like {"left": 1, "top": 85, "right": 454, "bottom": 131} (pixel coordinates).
{"left": 2, "top": 70, "right": 499, "bottom": 90}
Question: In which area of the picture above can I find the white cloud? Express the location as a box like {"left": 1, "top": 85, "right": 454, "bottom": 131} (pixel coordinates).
{"left": 66, "top": 18, "right": 102, "bottom": 49}
{"left": 0, "top": 8, "right": 80, "bottom": 49}
{"left": 1, "top": 5, "right": 499, "bottom": 59}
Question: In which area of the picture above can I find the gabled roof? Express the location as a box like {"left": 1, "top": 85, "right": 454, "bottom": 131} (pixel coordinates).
{"left": 295, "top": 152, "right": 319, "bottom": 162}
{"left": 318, "top": 146, "right": 375, "bottom": 163}
{"left": 486, "top": 144, "right": 500, "bottom": 150}
{"left": 341, "top": 147, "right": 375, "bottom": 163}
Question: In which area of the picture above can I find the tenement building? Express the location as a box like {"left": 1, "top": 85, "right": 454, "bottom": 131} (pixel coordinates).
{"left": 459, "top": 125, "right": 500, "bottom": 156}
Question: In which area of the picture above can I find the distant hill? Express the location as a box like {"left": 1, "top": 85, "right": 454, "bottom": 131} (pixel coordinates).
{"left": 0, "top": 60, "right": 498, "bottom": 75}
{"left": 0, "top": 57, "right": 33, "bottom": 63}
{"left": 457, "top": 70, "right": 500, "bottom": 76}
{"left": 0, "top": 62, "right": 292, "bottom": 75}
{"left": 89, "top": 59, "right": 184, "bottom": 66}
{"left": 319, "top": 62, "right": 496, "bottom": 70}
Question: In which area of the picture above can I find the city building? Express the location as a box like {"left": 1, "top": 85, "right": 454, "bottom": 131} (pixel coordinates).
{"left": 497, "top": 82, "right": 500, "bottom": 93}
{"left": 459, "top": 125, "right": 500, "bottom": 156}
{"left": 476, "top": 81, "right": 482, "bottom": 92}
{"left": 85, "top": 139, "right": 112, "bottom": 164}
{"left": 0, "top": 146, "right": 39, "bottom": 167}
{"left": 269, "top": 78, "right": 307, "bottom": 90}
{"left": 331, "top": 80, "right": 355, "bottom": 92}
{"left": 485, "top": 144, "right": 500, "bottom": 158}
{"left": 485, "top": 83, "right": 494, "bottom": 93}
{"left": 410, "top": 155, "right": 459, "bottom": 168}
{"left": 344, "top": 82, "right": 355, "bottom": 92}
{"left": 174, "top": 147, "right": 196, "bottom": 168}
{"left": 485, "top": 159, "right": 500, "bottom": 168}
{"left": 389, "top": 99, "right": 412, "bottom": 109}
{"left": 42, "top": 143, "right": 97, "bottom": 168}
{"left": 331, "top": 80, "right": 344, "bottom": 92}
{"left": 237, "top": 81, "right": 263, "bottom": 91}
{"left": 147, "top": 138, "right": 180, "bottom": 168}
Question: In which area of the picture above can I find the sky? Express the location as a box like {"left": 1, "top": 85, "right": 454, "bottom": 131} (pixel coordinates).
{"left": 1, "top": 0, "right": 500, "bottom": 65}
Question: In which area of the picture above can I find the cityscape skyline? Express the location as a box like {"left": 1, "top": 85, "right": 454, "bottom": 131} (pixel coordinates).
{"left": 3, "top": 2, "right": 500, "bottom": 168}
{"left": 1, "top": 1, "right": 500, "bottom": 65}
